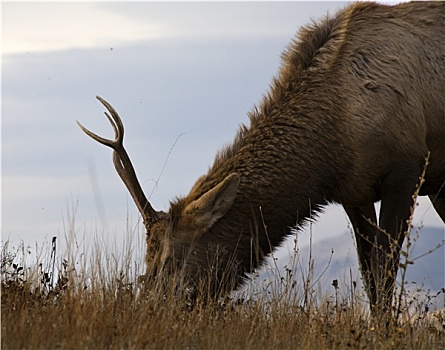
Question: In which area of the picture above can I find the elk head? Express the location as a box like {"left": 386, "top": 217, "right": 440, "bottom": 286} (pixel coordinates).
{"left": 77, "top": 97, "right": 241, "bottom": 297}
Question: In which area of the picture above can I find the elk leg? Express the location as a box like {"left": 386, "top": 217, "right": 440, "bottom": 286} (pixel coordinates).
{"left": 344, "top": 204, "right": 379, "bottom": 306}
{"left": 429, "top": 195, "right": 445, "bottom": 223}
{"left": 374, "top": 163, "right": 421, "bottom": 311}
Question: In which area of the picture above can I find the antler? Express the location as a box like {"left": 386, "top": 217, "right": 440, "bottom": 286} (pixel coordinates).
{"left": 77, "top": 96, "right": 160, "bottom": 231}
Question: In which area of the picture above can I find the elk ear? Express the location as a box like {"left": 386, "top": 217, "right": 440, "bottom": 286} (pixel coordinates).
{"left": 184, "top": 173, "right": 240, "bottom": 232}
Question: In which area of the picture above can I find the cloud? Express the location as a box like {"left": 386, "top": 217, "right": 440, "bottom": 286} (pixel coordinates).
{"left": 3, "top": 2, "right": 351, "bottom": 56}
{"left": 2, "top": 3, "right": 166, "bottom": 55}
{"left": 94, "top": 2, "right": 343, "bottom": 40}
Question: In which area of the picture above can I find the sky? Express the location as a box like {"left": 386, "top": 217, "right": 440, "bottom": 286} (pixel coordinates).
{"left": 2, "top": 1, "right": 444, "bottom": 287}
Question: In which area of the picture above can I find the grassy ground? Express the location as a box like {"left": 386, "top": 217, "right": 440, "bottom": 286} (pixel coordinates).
{"left": 2, "top": 228, "right": 444, "bottom": 350}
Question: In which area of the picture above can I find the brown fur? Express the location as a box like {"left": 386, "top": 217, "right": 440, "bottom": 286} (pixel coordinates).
{"left": 80, "top": 1, "right": 445, "bottom": 310}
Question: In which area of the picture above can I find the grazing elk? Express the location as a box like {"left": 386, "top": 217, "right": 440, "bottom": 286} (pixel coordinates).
{"left": 78, "top": 1, "right": 445, "bottom": 311}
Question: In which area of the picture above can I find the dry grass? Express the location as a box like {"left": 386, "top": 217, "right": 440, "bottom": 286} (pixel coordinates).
{"left": 2, "top": 221, "right": 444, "bottom": 350}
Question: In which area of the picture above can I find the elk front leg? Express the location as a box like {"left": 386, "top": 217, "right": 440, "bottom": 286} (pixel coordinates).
{"left": 374, "top": 163, "right": 421, "bottom": 311}
{"left": 344, "top": 204, "right": 378, "bottom": 307}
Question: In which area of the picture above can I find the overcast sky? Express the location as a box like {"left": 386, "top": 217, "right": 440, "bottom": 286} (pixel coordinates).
{"left": 2, "top": 2, "right": 443, "bottom": 279}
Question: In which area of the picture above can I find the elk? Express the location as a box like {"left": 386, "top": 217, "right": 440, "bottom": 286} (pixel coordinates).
{"left": 78, "top": 1, "right": 445, "bottom": 311}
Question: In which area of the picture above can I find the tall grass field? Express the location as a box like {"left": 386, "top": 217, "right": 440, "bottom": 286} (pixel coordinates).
{"left": 2, "top": 215, "right": 444, "bottom": 349}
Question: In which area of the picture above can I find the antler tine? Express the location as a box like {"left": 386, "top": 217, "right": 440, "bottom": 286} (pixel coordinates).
{"left": 96, "top": 96, "right": 123, "bottom": 143}
{"left": 77, "top": 96, "right": 160, "bottom": 230}
{"left": 76, "top": 98, "right": 121, "bottom": 149}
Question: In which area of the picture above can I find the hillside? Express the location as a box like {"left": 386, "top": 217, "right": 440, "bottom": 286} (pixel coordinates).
{"left": 243, "top": 226, "right": 444, "bottom": 307}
